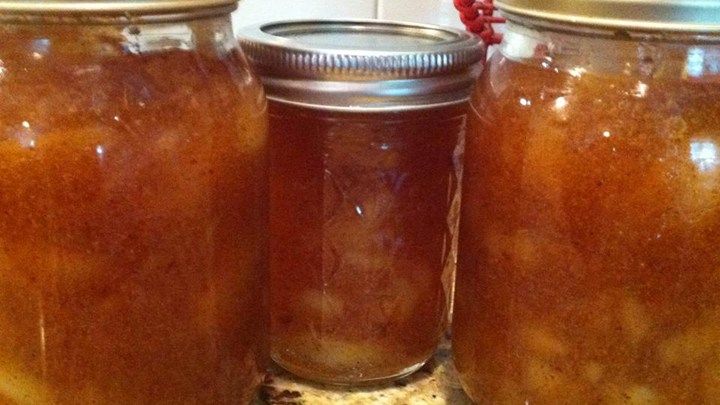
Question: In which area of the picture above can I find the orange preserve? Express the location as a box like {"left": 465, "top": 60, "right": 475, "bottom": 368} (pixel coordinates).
{"left": 0, "top": 2, "right": 268, "bottom": 404}
{"left": 240, "top": 20, "right": 483, "bottom": 384}
{"left": 453, "top": 1, "right": 720, "bottom": 403}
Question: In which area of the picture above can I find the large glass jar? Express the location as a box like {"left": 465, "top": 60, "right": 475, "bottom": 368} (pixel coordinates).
{"left": 0, "top": 1, "right": 268, "bottom": 403}
{"left": 454, "top": 1, "right": 720, "bottom": 403}
{"left": 240, "top": 20, "right": 483, "bottom": 385}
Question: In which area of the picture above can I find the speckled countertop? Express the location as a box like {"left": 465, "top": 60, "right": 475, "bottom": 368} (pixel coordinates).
{"left": 257, "top": 335, "right": 472, "bottom": 405}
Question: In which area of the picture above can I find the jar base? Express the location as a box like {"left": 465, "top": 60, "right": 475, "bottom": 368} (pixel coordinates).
{"left": 271, "top": 353, "right": 430, "bottom": 387}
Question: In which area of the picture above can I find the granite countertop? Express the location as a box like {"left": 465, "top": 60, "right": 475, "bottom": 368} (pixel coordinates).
{"left": 258, "top": 334, "right": 472, "bottom": 405}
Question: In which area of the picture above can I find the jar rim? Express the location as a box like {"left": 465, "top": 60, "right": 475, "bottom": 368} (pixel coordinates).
{"left": 0, "top": 1, "right": 236, "bottom": 20}
{"left": 497, "top": 0, "right": 720, "bottom": 34}
{"left": 238, "top": 19, "right": 485, "bottom": 111}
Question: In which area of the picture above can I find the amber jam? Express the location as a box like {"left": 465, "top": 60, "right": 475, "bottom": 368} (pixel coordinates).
{"left": 0, "top": 19, "right": 267, "bottom": 404}
{"left": 454, "top": 24, "right": 720, "bottom": 403}
{"left": 269, "top": 101, "right": 464, "bottom": 384}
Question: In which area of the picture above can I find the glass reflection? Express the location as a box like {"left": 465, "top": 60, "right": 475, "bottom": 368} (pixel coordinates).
{"left": 691, "top": 140, "right": 719, "bottom": 172}
{"left": 31, "top": 38, "right": 51, "bottom": 60}
{"left": 686, "top": 47, "right": 705, "bottom": 78}
{"left": 553, "top": 96, "right": 568, "bottom": 111}
{"left": 16, "top": 120, "right": 36, "bottom": 149}
{"left": 568, "top": 66, "right": 586, "bottom": 78}
{"left": 95, "top": 145, "right": 105, "bottom": 160}
{"left": 632, "top": 81, "right": 649, "bottom": 98}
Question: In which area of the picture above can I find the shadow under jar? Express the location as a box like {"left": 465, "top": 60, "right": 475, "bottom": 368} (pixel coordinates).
{"left": 240, "top": 20, "right": 483, "bottom": 385}
{"left": 453, "top": 0, "right": 720, "bottom": 403}
{"left": 0, "top": 1, "right": 268, "bottom": 404}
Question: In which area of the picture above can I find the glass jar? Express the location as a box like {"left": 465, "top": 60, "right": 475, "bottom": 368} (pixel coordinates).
{"left": 0, "top": 1, "right": 268, "bottom": 403}
{"left": 240, "top": 20, "right": 483, "bottom": 385}
{"left": 454, "top": 0, "right": 720, "bottom": 403}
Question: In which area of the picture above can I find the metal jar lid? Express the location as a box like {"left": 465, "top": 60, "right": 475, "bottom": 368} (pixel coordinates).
{"left": 0, "top": 1, "right": 237, "bottom": 21}
{"left": 496, "top": 0, "right": 720, "bottom": 33}
{"left": 238, "top": 20, "right": 485, "bottom": 112}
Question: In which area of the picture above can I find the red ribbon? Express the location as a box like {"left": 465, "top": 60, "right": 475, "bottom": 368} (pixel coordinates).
{"left": 454, "top": 0, "right": 505, "bottom": 45}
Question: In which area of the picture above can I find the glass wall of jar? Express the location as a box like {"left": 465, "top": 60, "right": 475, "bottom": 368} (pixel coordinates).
{"left": 0, "top": 1, "right": 268, "bottom": 403}
{"left": 240, "top": 20, "right": 483, "bottom": 385}
{"left": 453, "top": 0, "right": 720, "bottom": 403}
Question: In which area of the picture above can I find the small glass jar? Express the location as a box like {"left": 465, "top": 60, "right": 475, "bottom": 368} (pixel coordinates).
{"left": 240, "top": 20, "right": 483, "bottom": 385}
{"left": 454, "top": 0, "right": 720, "bottom": 403}
{"left": 0, "top": 1, "right": 268, "bottom": 403}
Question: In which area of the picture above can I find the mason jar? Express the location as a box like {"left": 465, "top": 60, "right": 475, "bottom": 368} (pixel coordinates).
{"left": 453, "top": 0, "right": 720, "bottom": 402}
{"left": 240, "top": 20, "right": 483, "bottom": 385}
{"left": 0, "top": 1, "right": 268, "bottom": 403}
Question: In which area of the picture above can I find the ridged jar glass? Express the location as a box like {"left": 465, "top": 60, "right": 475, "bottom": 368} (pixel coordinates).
{"left": 241, "top": 20, "right": 483, "bottom": 385}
